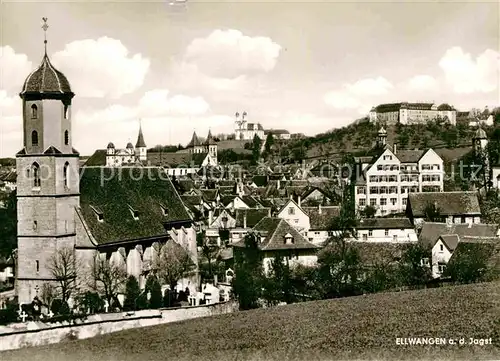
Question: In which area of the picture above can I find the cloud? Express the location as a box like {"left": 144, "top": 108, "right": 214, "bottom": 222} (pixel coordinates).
{"left": 171, "top": 29, "right": 281, "bottom": 94}
{"left": 137, "top": 89, "right": 209, "bottom": 117}
{"left": 324, "top": 76, "right": 393, "bottom": 114}
{"left": 184, "top": 29, "right": 281, "bottom": 79}
{"left": 408, "top": 75, "right": 439, "bottom": 92}
{"left": 439, "top": 47, "right": 500, "bottom": 94}
{"left": 0, "top": 46, "right": 33, "bottom": 94}
{"left": 51, "top": 37, "right": 150, "bottom": 99}
{"left": 345, "top": 76, "right": 393, "bottom": 96}
{"left": 323, "top": 91, "right": 361, "bottom": 110}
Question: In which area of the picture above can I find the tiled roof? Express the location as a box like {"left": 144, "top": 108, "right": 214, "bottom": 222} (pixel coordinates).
{"left": 218, "top": 186, "right": 235, "bottom": 195}
{"left": 147, "top": 152, "right": 207, "bottom": 167}
{"left": 449, "top": 242, "right": 499, "bottom": 267}
{"left": 241, "top": 195, "right": 261, "bottom": 208}
{"left": 205, "top": 130, "right": 216, "bottom": 146}
{"left": 408, "top": 192, "right": 481, "bottom": 217}
{"left": 303, "top": 206, "right": 340, "bottom": 230}
{"left": 396, "top": 149, "right": 425, "bottom": 163}
{"left": 218, "top": 180, "right": 236, "bottom": 187}
{"left": 84, "top": 149, "right": 107, "bottom": 167}
{"left": 177, "top": 179, "right": 195, "bottom": 193}
{"left": 187, "top": 131, "right": 202, "bottom": 147}
{"left": 251, "top": 175, "right": 268, "bottom": 187}
{"left": 20, "top": 54, "right": 73, "bottom": 96}
{"left": 234, "top": 217, "right": 317, "bottom": 251}
{"left": 79, "top": 167, "right": 191, "bottom": 245}
{"left": 418, "top": 222, "right": 498, "bottom": 248}
{"left": 439, "top": 234, "right": 460, "bottom": 251}
{"left": 201, "top": 189, "right": 218, "bottom": 202}
{"left": 355, "top": 243, "right": 409, "bottom": 266}
{"left": 357, "top": 217, "right": 413, "bottom": 230}
{"left": 235, "top": 208, "right": 271, "bottom": 228}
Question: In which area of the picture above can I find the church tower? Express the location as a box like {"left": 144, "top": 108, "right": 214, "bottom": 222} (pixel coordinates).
{"left": 135, "top": 121, "right": 147, "bottom": 162}
{"left": 473, "top": 127, "right": 490, "bottom": 185}
{"left": 16, "top": 18, "right": 80, "bottom": 304}
{"left": 204, "top": 129, "right": 218, "bottom": 166}
{"left": 377, "top": 126, "right": 387, "bottom": 147}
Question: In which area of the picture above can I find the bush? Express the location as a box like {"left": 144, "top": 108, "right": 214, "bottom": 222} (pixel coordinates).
{"left": 123, "top": 275, "right": 141, "bottom": 311}
{"left": 51, "top": 299, "right": 70, "bottom": 316}
{"left": 145, "top": 275, "right": 163, "bottom": 309}
{"left": 0, "top": 300, "right": 18, "bottom": 325}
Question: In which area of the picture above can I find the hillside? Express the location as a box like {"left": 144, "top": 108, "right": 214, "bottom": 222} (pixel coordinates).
{"left": 3, "top": 282, "right": 500, "bottom": 361}
{"left": 282, "top": 119, "right": 479, "bottom": 161}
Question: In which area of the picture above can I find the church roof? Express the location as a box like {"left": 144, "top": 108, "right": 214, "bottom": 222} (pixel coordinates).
{"left": 83, "top": 149, "right": 107, "bottom": 167}
{"left": 135, "top": 126, "right": 147, "bottom": 148}
{"left": 126, "top": 142, "right": 134, "bottom": 149}
{"left": 187, "top": 132, "right": 202, "bottom": 147}
{"left": 20, "top": 54, "right": 73, "bottom": 98}
{"left": 79, "top": 167, "right": 192, "bottom": 245}
{"left": 204, "top": 130, "right": 216, "bottom": 145}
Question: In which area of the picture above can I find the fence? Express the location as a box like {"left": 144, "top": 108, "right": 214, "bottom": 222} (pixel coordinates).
{"left": 0, "top": 300, "right": 238, "bottom": 352}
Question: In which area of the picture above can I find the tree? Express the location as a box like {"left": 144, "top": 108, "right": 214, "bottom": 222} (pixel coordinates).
{"left": 89, "top": 255, "right": 128, "bottom": 309}
{"left": 360, "top": 205, "right": 376, "bottom": 218}
{"left": 0, "top": 190, "right": 16, "bottom": 259}
{"left": 398, "top": 244, "right": 432, "bottom": 287}
{"left": 423, "top": 202, "right": 443, "bottom": 222}
{"left": 145, "top": 274, "right": 163, "bottom": 309}
{"left": 265, "top": 133, "right": 275, "bottom": 154}
{"left": 153, "top": 241, "right": 196, "bottom": 291}
{"left": 443, "top": 244, "right": 492, "bottom": 284}
{"left": 47, "top": 247, "right": 81, "bottom": 303}
{"left": 262, "top": 253, "right": 293, "bottom": 306}
{"left": 39, "top": 283, "right": 57, "bottom": 310}
{"left": 198, "top": 231, "right": 221, "bottom": 282}
{"left": 231, "top": 232, "right": 264, "bottom": 310}
{"left": 251, "top": 134, "right": 262, "bottom": 165}
{"left": 123, "top": 275, "right": 141, "bottom": 311}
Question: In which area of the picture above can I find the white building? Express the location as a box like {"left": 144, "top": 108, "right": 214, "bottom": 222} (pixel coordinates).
{"left": 353, "top": 218, "right": 418, "bottom": 243}
{"left": 369, "top": 102, "right": 457, "bottom": 125}
{"left": 106, "top": 124, "right": 147, "bottom": 167}
{"left": 234, "top": 111, "right": 265, "bottom": 140}
{"left": 355, "top": 142, "right": 444, "bottom": 216}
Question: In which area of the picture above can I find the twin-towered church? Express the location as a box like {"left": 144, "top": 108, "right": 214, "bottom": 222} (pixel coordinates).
{"left": 15, "top": 28, "right": 198, "bottom": 304}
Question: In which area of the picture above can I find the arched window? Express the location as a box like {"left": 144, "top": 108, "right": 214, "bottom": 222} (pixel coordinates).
{"left": 31, "top": 130, "right": 38, "bottom": 146}
{"left": 31, "top": 104, "right": 38, "bottom": 119}
{"left": 63, "top": 162, "right": 69, "bottom": 188}
{"left": 64, "top": 130, "right": 69, "bottom": 145}
{"left": 32, "top": 162, "right": 40, "bottom": 188}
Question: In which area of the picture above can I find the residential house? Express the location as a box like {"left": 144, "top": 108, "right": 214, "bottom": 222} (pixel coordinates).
{"left": 230, "top": 208, "right": 272, "bottom": 243}
{"left": 354, "top": 218, "right": 417, "bottom": 243}
{"left": 233, "top": 217, "right": 319, "bottom": 274}
{"left": 303, "top": 205, "right": 340, "bottom": 245}
{"left": 406, "top": 191, "right": 481, "bottom": 226}
{"left": 276, "top": 198, "right": 310, "bottom": 234}
{"left": 300, "top": 187, "right": 337, "bottom": 206}
{"left": 264, "top": 129, "right": 291, "bottom": 140}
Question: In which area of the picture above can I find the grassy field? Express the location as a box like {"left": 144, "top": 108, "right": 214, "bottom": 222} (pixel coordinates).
{"left": 3, "top": 282, "right": 500, "bottom": 361}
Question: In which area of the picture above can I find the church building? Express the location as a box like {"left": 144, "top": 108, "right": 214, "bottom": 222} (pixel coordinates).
{"left": 15, "top": 20, "right": 198, "bottom": 305}
{"left": 105, "top": 123, "right": 147, "bottom": 167}
{"left": 234, "top": 111, "right": 265, "bottom": 140}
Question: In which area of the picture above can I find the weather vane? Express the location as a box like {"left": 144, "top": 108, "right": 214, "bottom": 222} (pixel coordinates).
{"left": 42, "top": 17, "right": 49, "bottom": 53}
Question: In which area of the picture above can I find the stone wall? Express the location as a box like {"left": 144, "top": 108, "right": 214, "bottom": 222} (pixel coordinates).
{"left": 0, "top": 301, "right": 238, "bottom": 352}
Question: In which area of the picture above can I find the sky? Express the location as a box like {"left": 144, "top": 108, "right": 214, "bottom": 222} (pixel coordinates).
{"left": 0, "top": 0, "right": 499, "bottom": 157}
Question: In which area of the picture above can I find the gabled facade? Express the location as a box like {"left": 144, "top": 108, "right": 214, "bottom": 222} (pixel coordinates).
{"left": 355, "top": 147, "right": 444, "bottom": 216}
{"left": 276, "top": 198, "right": 310, "bottom": 234}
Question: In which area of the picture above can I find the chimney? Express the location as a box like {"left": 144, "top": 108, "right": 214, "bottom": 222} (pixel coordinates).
{"left": 393, "top": 143, "right": 397, "bottom": 155}
{"left": 298, "top": 196, "right": 301, "bottom": 208}
{"left": 208, "top": 209, "right": 213, "bottom": 225}
{"left": 318, "top": 203, "right": 322, "bottom": 214}
{"left": 243, "top": 212, "right": 247, "bottom": 229}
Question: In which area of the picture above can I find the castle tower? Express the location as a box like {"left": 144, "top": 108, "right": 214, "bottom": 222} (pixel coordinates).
{"left": 205, "top": 129, "right": 218, "bottom": 165}
{"left": 16, "top": 18, "right": 80, "bottom": 304}
{"left": 135, "top": 121, "right": 147, "bottom": 162}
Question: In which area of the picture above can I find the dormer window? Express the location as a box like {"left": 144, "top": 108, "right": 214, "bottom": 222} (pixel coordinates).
{"left": 90, "top": 205, "right": 104, "bottom": 222}
{"left": 129, "top": 205, "right": 139, "bottom": 220}
{"left": 159, "top": 203, "right": 168, "bottom": 216}
{"left": 284, "top": 233, "right": 294, "bottom": 244}
{"left": 31, "top": 104, "right": 38, "bottom": 119}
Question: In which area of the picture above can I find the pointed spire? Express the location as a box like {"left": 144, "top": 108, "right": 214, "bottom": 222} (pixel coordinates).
{"left": 135, "top": 119, "right": 147, "bottom": 148}
{"left": 205, "top": 128, "right": 216, "bottom": 145}
{"left": 187, "top": 130, "right": 201, "bottom": 148}
{"left": 42, "top": 17, "right": 49, "bottom": 55}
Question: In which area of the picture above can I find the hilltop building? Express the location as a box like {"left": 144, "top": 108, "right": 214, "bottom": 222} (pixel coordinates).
{"left": 15, "top": 22, "right": 198, "bottom": 305}
{"left": 369, "top": 102, "right": 457, "bottom": 125}
{"left": 105, "top": 123, "right": 147, "bottom": 167}
{"left": 234, "top": 111, "right": 265, "bottom": 140}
